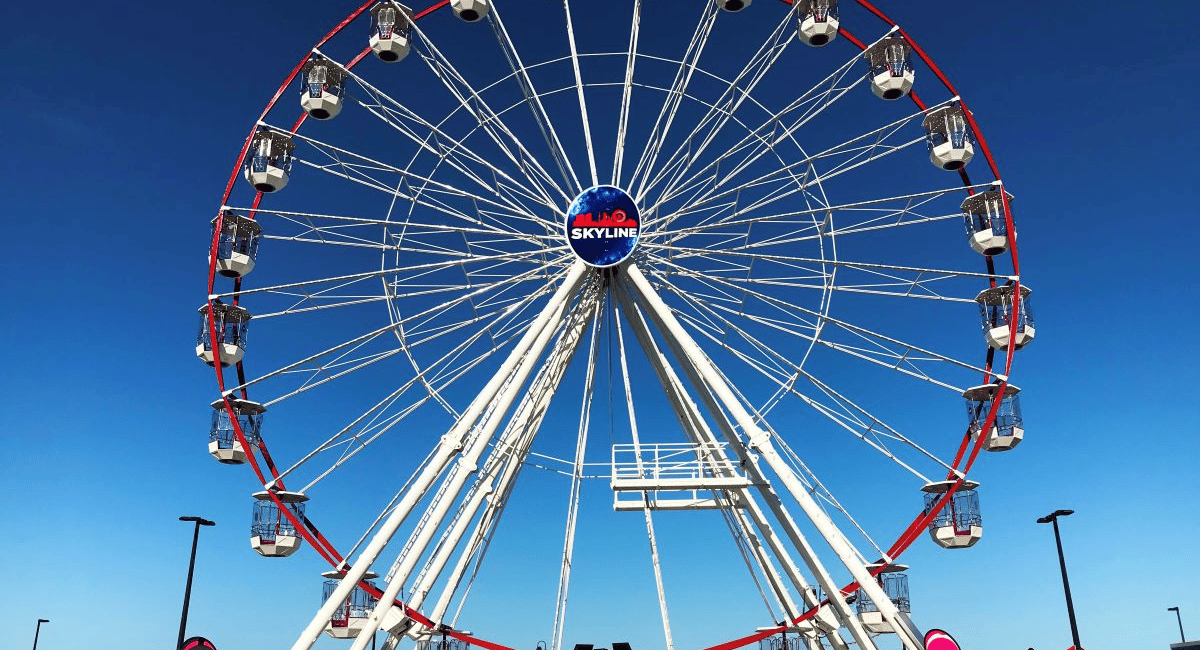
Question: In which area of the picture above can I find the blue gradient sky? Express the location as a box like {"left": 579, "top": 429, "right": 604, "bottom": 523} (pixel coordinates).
{"left": 1, "top": 2, "right": 1197, "bottom": 650}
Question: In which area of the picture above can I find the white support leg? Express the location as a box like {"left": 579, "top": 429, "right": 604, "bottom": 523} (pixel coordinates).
{"left": 623, "top": 263, "right": 925, "bottom": 650}
{"left": 614, "top": 308, "right": 676, "bottom": 650}
{"left": 400, "top": 289, "right": 598, "bottom": 635}
{"left": 616, "top": 289, "right": 853, "bottom": 650}
{"left": 287, "top": 261, "right": 588, "bottom": 650}
{"left": 348, "top": 267, "right": 591, "bottom": 650}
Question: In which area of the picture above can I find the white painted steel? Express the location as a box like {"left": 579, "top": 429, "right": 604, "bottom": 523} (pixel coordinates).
{"left": 618, "top": 288, "right": 866, "bottom": 650}
{"left": 197, "top": 341, "right": 244, "bottom": 367}
{"left": 345, "top": 265, "right": 588, "bottom": 650}
{"left": 300, "top": 89, "right": 344, "bottom": 120}
{"left": 286, "top": 262, "right": 586, "bottom": 650}
{"left": 623, "top": 262, "right": 924, "bottom": 650}
{"left": 561, "top": 0, "right": 599, "bottom": 188}
{"left": 214, "top": 252, "right": 255, "bottom": 278}
{"left": 628, "top": 1, "right": 718, "bottom": 201}
{"left": 407, "top": 18, "right": 571, "bottom": 207}
{"left": 393, "top": 288, "right": 598, "bottom": 643}
{"left": 549, "top": 297, "right": 604, "bottom": 650}
{"left": 218, "top": 1, "right": 1025, "bottom": 645}
{"left": 613, "top": 311, "right": 676, "bottom": 650}
{"left": 611, "top": 0, "right": 641, "bottom": 187}
{"left": 616, "top": 291, "right": 854, "bottom": 650}
{"left": 487, "top": 6, "right": 581, "bottom": 194}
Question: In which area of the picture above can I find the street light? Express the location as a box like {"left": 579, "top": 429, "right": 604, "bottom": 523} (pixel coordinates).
{"left": 31, "top": 618, "right": 49, "bottom": 647}
{"left": 1037, "top": 509, "right": 1081, "bottom": 650}
{"left": 177, "top": 516, "right": 216, "bottom": 650}
{"left": 1169, "top": 607, "right": 1185, "bottom": 643}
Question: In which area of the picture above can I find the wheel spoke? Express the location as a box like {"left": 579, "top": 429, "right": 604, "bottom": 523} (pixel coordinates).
{"left": 637, "top": 8, "right": 797, "bottom": 207}
{"left": 611, "top": 0, "right": 642, "bottom": 186}
{"left": 409, "top": 19, "right": 573, "bottom": 207}
{"left": 627, "top": 1, "right": 718, "bottom": 198}
{"left": 560, "top": 0, "right": 600, "bottom": 187}
{"left": 487, "top": 6, "right": 583, "bottom": 193}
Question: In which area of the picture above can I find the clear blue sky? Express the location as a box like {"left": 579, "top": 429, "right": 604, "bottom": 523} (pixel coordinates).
{"left": 1, "top": 2, "right": 1197, "bottom": 650}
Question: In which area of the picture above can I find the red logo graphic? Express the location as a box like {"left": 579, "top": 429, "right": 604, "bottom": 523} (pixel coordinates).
{"left": 571, "top": 209, "right": 637, "bottom": 228}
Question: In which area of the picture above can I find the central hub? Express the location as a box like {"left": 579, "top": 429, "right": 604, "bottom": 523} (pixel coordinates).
{"left": 564, "top": 185, "right": 641, "bottom": 268}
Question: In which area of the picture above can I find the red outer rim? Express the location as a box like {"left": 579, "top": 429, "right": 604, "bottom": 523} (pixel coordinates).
{"left": 204, "top": 2, "right": 1024, "bottom": 648}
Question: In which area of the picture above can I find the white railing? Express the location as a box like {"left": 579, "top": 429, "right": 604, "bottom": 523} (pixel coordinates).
{"left": 610, "top": 443, "right": 754, "bottom": 510}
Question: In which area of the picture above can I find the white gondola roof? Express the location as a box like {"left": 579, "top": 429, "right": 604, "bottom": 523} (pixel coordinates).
{"left": 251, "top": 129, "right": 296, "bottom": 153}
{"left": 371, "top": 1, "right": 413, "bottom": 22}
{"left": 960, "top": 188, "right": 1015, "bottom": 213}
{"left": 795, "top": 0, "right": 837, "bottom": 11}
{"left": 921, "top": 103, "right": 966, "bottom": 132}
{"left": 211, "top": 211, "right": 263, "bottom": 235}
{"left": 322, "top": 569, "right": 379, "bottom": 580}
{"left": 302, "top": 55, "right": 349, "bottom": 84}
{"left": 961, "top": 383, "right": 1021, "bottom": 401}
{"left": 198, "top": 302, "right": 253, "bottom": 319}
{"left": 974, "top": 283, "right": 1032, "bottom": 305}
{"left": 254, "top": 490, "right": 309, "bottom": 503}
{"left": 863, "top": 36, "right": 911, "bottom": 65}
{"left": 921, "top": 479, "right": 980, "bottom": 494}
{"left": 210, "top": 397, "right": 267, "bottom": 413}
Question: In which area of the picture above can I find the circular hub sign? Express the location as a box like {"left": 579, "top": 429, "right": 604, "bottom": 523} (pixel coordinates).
{"left": 565, "top": 185, "right": 641, "bottom": 267}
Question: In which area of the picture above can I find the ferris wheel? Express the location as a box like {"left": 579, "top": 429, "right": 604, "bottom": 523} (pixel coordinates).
{"left": 199, "top": 1, "right": 1034, "bottom": 650}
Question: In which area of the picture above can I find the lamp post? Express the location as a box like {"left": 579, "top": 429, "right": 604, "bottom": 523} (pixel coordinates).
{"left": 177, "top": 516, "right": 216, "bottom": 650}
{"left": 1169, "top": 607, "right": 1185, "bottom": 643}
{"left": 31, "top": 618, "right": 49, "bottom": 647}
{"left": 1037, "top": 509, "right": 1081, "bottom": 650}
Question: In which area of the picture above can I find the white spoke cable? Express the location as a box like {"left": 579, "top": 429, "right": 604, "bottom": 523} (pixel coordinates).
{"left": 651, "top": 134, "right": 928, "bottom": 265}
{"left": 551, "top": 292, "right": 606, "bottom": 650}
{"left": 614, "top": 286, "right": 810, "bottom": 626}
{"left": 648, "top": 271, "right": 953, "bottom": 480}
{"left": 398, "top": 287, "right": 600, "bottom": 618}
{"left": 647, "top": 182, "right": 993, "bottom": 243}
{"left": 628, "top": 0, "right": 718, "bottom": 198}
{"left": 611, "top": 0, "right": 642, "bottom": 186}
{"left": 487, "top": 7, "right": 582, "bottom": 193}
{"left": 270, "top": 123, "right": 548, "bottom": 235}
{"left": 409, "top": 19, "right": 572, "bottom": 207}
{"left": 613, "top": 297, "right": 675, "bottom": 650}
{"left": 560, "top": 0, "right": 599, "bottom": 187}
{"left": 310, "top": 265, "right": 590, "bottom": 650}
{"left": 213, "top": 250, "right": 552, "bottom": 301}
{"left": 401, "top": 286, "right": 600, "bottom": 628}
{"left": 627, "top": 292, "right": 851, "bottom": 641}
{"left": 638, "top": 5, "right": 796, "bottom": 206}
{"left": 340, "top": 441, "right": 443, "bottom": 568}
{"left": 231, "top": 262, "right": 558, "bottom": 401}
{"left": 262, "top": 292, "right": 540, "bottom": 413}
{"left": 704, "top": 361, "right": 895, "bottom": 565}
{"left": 651, "top": 30, "right": 922, "bottom": 220}
{"left": 401, "top": 282, "right": 600, "bottom": 638}
{"left": 653, "top": 109, "right": 939, "bottom": 238}
{"left": 245, "top": 208, "right": 554, "bottom": 245}
{"left": 642, "top": 244, "right": 1000, "bottom": 283}
{"left": 647, "top": 258, "right": 983, "bottom": 384}
{"left": 330, "top": 55, "right": 565, "bottom": 220}
{"left": 619, "top": 265, "right": 891, "bottom": 650}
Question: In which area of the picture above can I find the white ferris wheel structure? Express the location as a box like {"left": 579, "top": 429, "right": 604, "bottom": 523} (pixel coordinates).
{"left": 199, "top": 1, "right": 1034, "bottom": 650}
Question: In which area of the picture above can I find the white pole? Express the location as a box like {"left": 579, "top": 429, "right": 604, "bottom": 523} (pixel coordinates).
{"left": 394, "top": 290, "right": 596, "bottom": 637}
{"left": 347, "top": 267, "right": 589, "bottom": 650}
{"left": 614, "top": 309, "right": 675, "bottom": 650}
{"left": 614, "top": 290, "right": 859, "bottom": 650}
{"left": 623, "top": 263, "right": 924, "bottom": 650}
{"left": 287, "top": 262, "right": 588, "bottom": 650}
